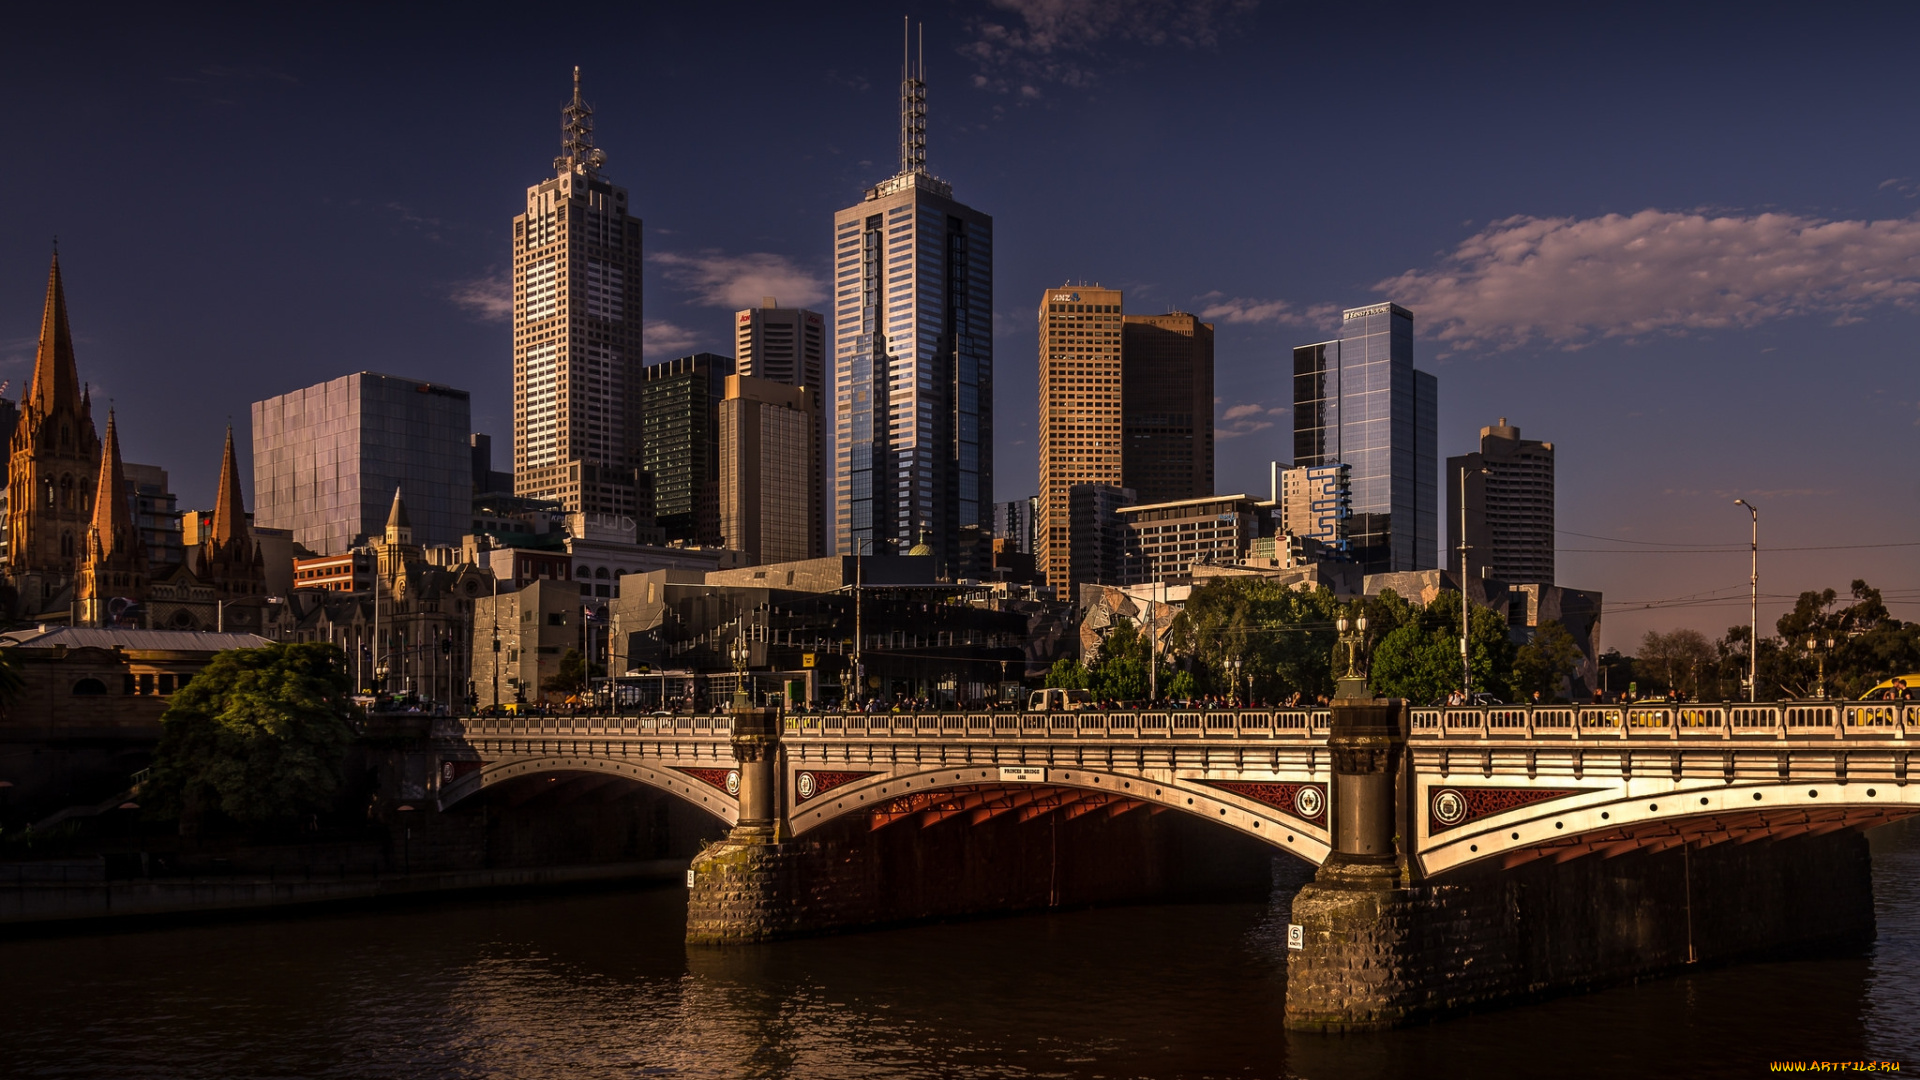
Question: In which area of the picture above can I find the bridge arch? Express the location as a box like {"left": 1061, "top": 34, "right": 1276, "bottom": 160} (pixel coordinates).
{"left": 1415, "top": 775, "right": 1920, "bottom": 877}
{"left": 438, "top": 754, "right": 739, "bottom": 828}
{"left": 785, "top": 762, "right": 1332, "bottom": 865}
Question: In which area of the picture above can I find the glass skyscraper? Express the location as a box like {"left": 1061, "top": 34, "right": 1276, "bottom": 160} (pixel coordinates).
{"left": 1292, "top": 303, "right": 1437, "bottom": 574}
{"left": 832, "top": 35, "right": 992, "bottom": 569}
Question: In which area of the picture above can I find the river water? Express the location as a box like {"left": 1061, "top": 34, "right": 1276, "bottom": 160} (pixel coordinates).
{"left": 4, "top": 820, "right": 1916, "bottom": 1079}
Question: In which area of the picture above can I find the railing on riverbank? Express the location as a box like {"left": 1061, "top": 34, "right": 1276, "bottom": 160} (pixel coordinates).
{"left": 451, "top": 702, "right": 1917, "bottom": 742}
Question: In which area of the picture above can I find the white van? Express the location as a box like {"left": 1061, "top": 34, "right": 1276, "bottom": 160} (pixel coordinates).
{"left": 1027, "top": 688, "right": 1094, "bottom": 712}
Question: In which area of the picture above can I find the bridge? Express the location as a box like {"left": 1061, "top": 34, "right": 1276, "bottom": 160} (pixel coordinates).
{"left": 434, "top": 700, "right": 1918, "bottom": 878}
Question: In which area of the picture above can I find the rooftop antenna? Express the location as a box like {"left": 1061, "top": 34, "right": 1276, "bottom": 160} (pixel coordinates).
{"left": 554, "top": 65, "right": 607, "bottom": 178}
{"left": 899, "top": 18, "right": 927, "bottom": 176}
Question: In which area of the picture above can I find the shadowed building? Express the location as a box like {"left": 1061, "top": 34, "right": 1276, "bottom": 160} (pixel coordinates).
{"left": 718, "top": 375, "right": 818, "bottom": 566}
{"left": 735, "top": 301, "right": 829, "bottom": 557}
{"left": 641, "top": 353, "right": 734, "bottom": 546}
{"left": 1122, "top": 312, "right": 1214, "bottom": 505}
{"left": 1448, "top": 418, "right": 1556, "bottom": 585}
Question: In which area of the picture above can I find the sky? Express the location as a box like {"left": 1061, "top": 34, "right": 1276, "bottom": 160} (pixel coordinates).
{"left": 2, "top": 1, "right": 1917, "bottom": 650}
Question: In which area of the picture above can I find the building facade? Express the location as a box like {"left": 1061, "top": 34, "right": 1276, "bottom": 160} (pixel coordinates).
{"left": 252, "top": 372, "right": 471, "bottom": 555}
{"left": 833, "top": 43, "right": 992, "bottom": 573}
{"left": 1448, "top": 418, "right": 1556, "bottom": 584}
{"left": 1037, "top": 286, "right": 1124, "bottom": 597}
{"left": 1277, "top": 462, "right": 1352, "bottom": 556}
{"left": 991, "top": 498, "right": 1034, "bottom": 554}
{"left": 640, "top": 353, "right": 734, "bottom": 546}
{"left": 735, "top": 301, "right": 829, "bottom": 556}
{"left": 1292, "top": 302, "right": 1438, "bottom": 575}
{"left": 1121, "top": 311, "right": 1214, "bottom": 506}
{"left": 1119, "top": 493, "right": 1274, "bottom": 585}
{"left": 512, "top": 68, "right": 646, "bottom": 519}
{"left": 1067, "top": 483, "right": 1135, "bottom": 596}
{"left": 718, "top": 375, "right": 818, "bottom": 566}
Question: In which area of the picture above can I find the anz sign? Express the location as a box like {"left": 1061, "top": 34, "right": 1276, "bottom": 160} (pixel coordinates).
{"left": 1052, "top": 292, "right": 1080, "bottom": 303}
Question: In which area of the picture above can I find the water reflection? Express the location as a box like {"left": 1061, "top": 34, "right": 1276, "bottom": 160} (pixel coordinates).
{"left": 2, "top": 822, "right": 1915, "bottom": 1078}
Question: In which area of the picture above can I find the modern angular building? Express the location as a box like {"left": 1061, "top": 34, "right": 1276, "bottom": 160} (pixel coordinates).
{"left": 1292, "top": 303, "right": 1438, "bottom": 574}
{"left": 512, "top": 68, "right": 646, "bottom": 519}
{"left": 1276, "top": 462, "right": 1351, "bottom": 556}
{"left": 735, "top": 301, "right": 828, "bottom": 558}
{"left": 1448, "top": 418, "right": 1555, "bottom": 584}
{"left": 718, "top": 374, "right": 818, "bottom": 566}
{"left": 833, "top": 33, "right": 992, "bottom": 573}
{"left": 639, "top": 353, "right": 734, "bottom": 546}
{"left": 252, "top": 372, "right": 472, "bottom": 555}
{"left": 1037, "top": 285, "right": 1125, "bottom": 596}
{"left": 1122, "top": 312, "right": 1214, "bottom": 505}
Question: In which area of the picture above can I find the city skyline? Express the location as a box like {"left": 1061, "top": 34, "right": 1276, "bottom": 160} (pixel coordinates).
{"left": 2, "top": 3, "right": 1918, "bottom": 641}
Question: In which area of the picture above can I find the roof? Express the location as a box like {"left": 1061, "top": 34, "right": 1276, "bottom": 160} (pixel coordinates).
{"left": 0, "top": 627, "right": 272, "bottom": 652}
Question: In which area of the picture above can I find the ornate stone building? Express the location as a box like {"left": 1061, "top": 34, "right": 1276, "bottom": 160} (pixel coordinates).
{"left": 146, "top": 428, "right": 271, "bottom": 632}
{"left": 5, "top": 254, "right": 103, "bottom": 619}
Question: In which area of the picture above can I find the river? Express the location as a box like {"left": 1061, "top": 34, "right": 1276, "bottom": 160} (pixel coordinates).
{"left": 4, "top": 819, "right": 1915, "bottom": 1079}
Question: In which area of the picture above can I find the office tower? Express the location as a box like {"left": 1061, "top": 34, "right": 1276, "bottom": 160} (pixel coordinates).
{"left": 718, "top": 375, "right": 818, "bottom": 566}
{"left": 252, "top": 372, "right": 472, "bottom": 555}
{"left": 1067, "top": 483, "right": 1135, "bottom": 596}
{"left": 1037, "top": 285, "right": 1124, "bottom": 597}
{"left": 470, "top": 434, "right": 514, "bottom": 495}
{"left": 6, "top": 254, "right": 101, "bottom": 615}
{"left": 640, "top": 353, "right": 734, "bottom": 545}
{"left": 1121, "top": 494, "right": 1269, "bottom": 584}
{"left": 512, "top": 68, "right": 645, "bottom": 518}
{"left": 991, "top": 498, "right": 1033, "bottom": 553}
{"left": 833, "top": 27, "right": 993, "bottom": 572}
{"left": 1292, "top": 302, "right": 1437, "bottom": 574}
{"left": 1448, "top": 417, "right": 1555, "bottom": 584}
{"left": 1277, "top": 462, "right": 1352, "bottom": 555}
{"left": 121, "top": 462, "right": 184, "bottom": 569}
{"left": 1122, "top": 312, "right": 1214, "bottom": 505}
{"left": 736, "top": 300, "right": 828, "bottom": 557}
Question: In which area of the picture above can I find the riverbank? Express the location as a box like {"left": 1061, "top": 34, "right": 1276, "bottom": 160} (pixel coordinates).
{"left": 0, "top": 858, "right": 690, "bottom": 928}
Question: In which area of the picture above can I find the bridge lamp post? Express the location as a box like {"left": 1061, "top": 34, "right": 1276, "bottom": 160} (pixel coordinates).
{"left": 1459, "top": 464, "right": 1490, "bottom": 697}
{"left": 1229, "top": 656, "right": 1243, "bottom": 707}
{"left": 1734, "top": 499, "right": 1759, "bottom": 702}
{"left": 1806, "top": 636, "right": 1835, "bottom": 700}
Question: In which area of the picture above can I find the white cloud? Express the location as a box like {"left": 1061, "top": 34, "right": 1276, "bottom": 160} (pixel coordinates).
{"left": 1380, "top": 209, "right": 1920, "bottom": 351}
{"left": 448, "top": 275, "right": 511, "bottom": 321}
{"left": 1216, "top": 401, "right": 1288, "bottom": 440}
{"left": 651, "top": 250, "right": 827, "bottom": 310}
{"left": 1195, "top": 292, "right": 1337, "bottom": 326}
{"left": 643, "top": 320, "right": 700, "bottom": 356}
{"left": 964, "top": 0, "right": 1257, "bottom": 93}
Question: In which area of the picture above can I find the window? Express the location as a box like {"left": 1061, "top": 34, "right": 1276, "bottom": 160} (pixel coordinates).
{"left": 71, "top": 678, "right": 107, "bottom": 695}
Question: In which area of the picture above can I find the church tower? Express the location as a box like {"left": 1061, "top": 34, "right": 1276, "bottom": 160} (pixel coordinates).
{"left": 371, "top": 486, "right": 421, "bottom": 596}
{"left": 194, "top": 426, "right": 265, "bottom": 602}
{"left": 6, "top": 253, "right": 102, "bottom": 614}
{"left": 74, "top": 412, "right": 148, "bottom": 626}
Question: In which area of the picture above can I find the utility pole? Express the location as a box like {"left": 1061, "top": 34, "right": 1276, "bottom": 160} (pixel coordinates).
{"left": 1459, "top": 465, "right": 1489, "bottom": 697}
{"left": 1735, "top": 499, "right": 1759, "bottom": 702}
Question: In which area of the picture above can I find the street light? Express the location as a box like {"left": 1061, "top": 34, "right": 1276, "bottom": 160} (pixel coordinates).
{"left": 1228, "top": 656, "right": 1242, "bottom": 707}
{"left": 1459, "top": 464, "right": 1490, "bottom": 696}
{"left": 1734, "top": 499, "right": 1759, "bottom": 703}
{"left": 1806, "top": 635, "right": 1836, "bottom": 700}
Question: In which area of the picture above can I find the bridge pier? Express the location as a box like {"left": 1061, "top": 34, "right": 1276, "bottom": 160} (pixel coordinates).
{"left": 1284, "top": 696, "right": 1878, "bottom": 1031}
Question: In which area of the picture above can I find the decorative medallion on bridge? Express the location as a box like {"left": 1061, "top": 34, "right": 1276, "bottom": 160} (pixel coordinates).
{"left": 1201, "top": 781, "right": 1327, "bottom": 824}
{"left": 674, "top": 767, "right": 740, "bottom": 797}
{"left": 1428, "top": 786, "right": 1588, "bottom": 834}
{"left": 796, "top": 770, "right": 876, "bottom": 802}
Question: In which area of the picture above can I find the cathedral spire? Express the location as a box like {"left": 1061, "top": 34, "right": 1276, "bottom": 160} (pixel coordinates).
{"left": 899, "top": 18, "right": 927, "bottom": 177}
{"left": 210, "top": 425, "right": 248, "bottom": 547}
{"left": 385, "top": 485, "right": 412, "bottom": 545}
{"left": 27, "top": 252, "right": 83, "bottom": 417}
{"left": 88, "top": 411, "right": 138, "bottom": 562}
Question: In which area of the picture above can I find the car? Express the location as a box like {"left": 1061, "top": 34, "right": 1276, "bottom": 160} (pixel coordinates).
{"left": 1859, "top": 675, "right": 1920, "bottom": 701}
{"left": 1027, "top": 688, "right": 1094, "bottom": 712}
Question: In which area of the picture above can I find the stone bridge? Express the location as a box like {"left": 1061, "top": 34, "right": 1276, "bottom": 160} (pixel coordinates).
{"left": 434, "top": 701, "right": 1918, "bottom": 878}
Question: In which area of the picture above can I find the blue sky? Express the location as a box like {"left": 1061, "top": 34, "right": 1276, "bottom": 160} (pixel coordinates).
{"left": 3, "top": 1, "right": 1917, "bottom": 646}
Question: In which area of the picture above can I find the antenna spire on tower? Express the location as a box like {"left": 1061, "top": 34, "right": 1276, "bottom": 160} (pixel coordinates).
{"left": 899, "top": 18, "right": 928, "bottom": 177}
{"left": 555, "top": 65, "right": 607, "bottom": 178}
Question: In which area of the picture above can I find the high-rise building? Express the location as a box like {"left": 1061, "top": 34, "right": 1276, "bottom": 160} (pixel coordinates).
{"left": 1037, "top": 285, "right": 1124, "bottom": 597}
{"left": 1276, "top": 462, "right": 1351, "bottom": 556}
{"left": 1448, "top": 418, "right": 1555, "bottom": 584}
{"left": 1122, "top": 312, "right": 1214, "bottom": 505}
{"left": 639, "top": 353, "right": 734, "bottom": 546}
{"left": 991, "top": 498, "right": 1034, "bottom": 554}
{"left": 512, "top": 68, "right": 645, "bottom": 519}
{"left": 718, "top": 375, "right": 818, "bottom": 566}
{"left": 735, "top": 301, "right": 828, "bottom": 557}
{"left": 833, "top": 29, "right": 992, "bottom": 573}
{"left": 1292, "top": 303, "right": 1438, "bottom": 574}
{"left": 1120, "top": 493, "right": 1271, "bottom": 585}
{"left": 121, "top": 462, "right": 183, "bottom": 569}
{"left": 1067, "top": 483, "right": 1135, "bottom": 598}
{"left": 252, "top": 372, "right": 472, "bottom": 555}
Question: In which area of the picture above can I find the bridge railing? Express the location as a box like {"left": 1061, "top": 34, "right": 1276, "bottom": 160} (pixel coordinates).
{"left": 458, "top": 713, "right": 735, "bottom": 738}
{"left": 779, "top": 709, "right": 1334, "bottom": 739}
{"left": 1402, "top": 701, "right": 1913, "bottom": 740}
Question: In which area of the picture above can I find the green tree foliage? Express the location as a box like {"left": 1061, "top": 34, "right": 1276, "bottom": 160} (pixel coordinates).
{"left": 1084, "top": 619, "right": 1169, "bottom": 702}
{"left": 1511, "top": 620, "right": 1584, "bottom": 702}
{"left": 1367, "top": 590, "right": 1515, "bottom": 704}
{"left": 142, "top": 643, "right": 355, "bottom": 828}
{"left": 1765, "top": 580, "right": 1920, "bottom": 699}
{"left": 1044, "top": 657, "right": 1088, "bottom": 690}
{"left": 544, "top": 648, "right": 587, "bottom": 694}
{"left": 1167, "top": 579, "right": 1343, "bottom": 702}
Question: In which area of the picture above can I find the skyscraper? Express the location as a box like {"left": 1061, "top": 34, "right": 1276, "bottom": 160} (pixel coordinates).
{"left": 1122, "top": 312, "right": 1214, "bottom": 505}
{"left": 1292, "top": 303, "right": 1437, "bottom": 574}
{"left": 718, "top": 374, "right": 818, "bottom": 566}
{"left": 639, "top": 353, "right": 734, "bottom": 546}
{"left": 1037, "top": 285, "right": 1124, "bottom": 597}
{"left": 512, "top": 68, "right": 645, "bottom": 519}
{"left": 252, "top": 372, "right": 472, "bottom": 555}
{"left": 736, "top": 301, "right": 828, "bottom": 558}
{"left": 1448, "top": 418, "right": 1555, "bottom": 584}
{"left": 833, "top": 25, "right": 992, "bottom": 572}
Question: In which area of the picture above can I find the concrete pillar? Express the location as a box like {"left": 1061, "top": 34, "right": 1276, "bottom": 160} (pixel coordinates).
{"left": 726, "top": 705, "right": 786, "bottom": 844}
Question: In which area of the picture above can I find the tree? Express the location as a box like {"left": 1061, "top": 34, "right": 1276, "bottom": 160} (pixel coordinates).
{"left": 1636, "top": 629, "right": 1718, "bottom": 699}
{"left": 1086, "top": 619, "right": 1162, "bottom": 702}
{"left": 1168, "top": 579, "right": 1343, "bottom": 702}
{"left": 1368, "top": 590, "right": 1515, "bottom": 704}
{"left": 1044, "top": 657, "right": 1088, "bottom": 690}
{"left": 142, "top": 642, "right": 356, "bottom": 829}
{"left": 1511, "top": 620, "right": 1583, "bottom": 702}
{"left": 544, "top": 648, "right": 587, "bottom": 694}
